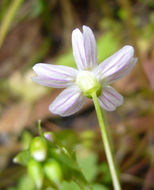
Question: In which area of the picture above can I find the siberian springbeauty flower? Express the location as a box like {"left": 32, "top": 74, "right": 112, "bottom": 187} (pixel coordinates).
{"left": 32, "top": 26, "right": 137, "bottom": 117}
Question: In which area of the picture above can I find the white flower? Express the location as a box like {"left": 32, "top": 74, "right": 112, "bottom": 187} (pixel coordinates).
{"left": 32, "top": 26, "right": 137, "bottom": 116}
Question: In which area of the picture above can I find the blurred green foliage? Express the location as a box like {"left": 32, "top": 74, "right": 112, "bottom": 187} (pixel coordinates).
{"left": 77, "top": 151, "right": 98, "bottom": 183}
{"left": 11, "top": 128, "right": 111, "bottom": 190}
{"left": 7, "top": 174, "right": 35, "bottom": 190}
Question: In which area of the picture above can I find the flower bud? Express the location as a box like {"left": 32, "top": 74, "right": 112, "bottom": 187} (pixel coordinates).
{"left": 30, "top": 137, "right": 47, "bottom": 162}
{"left": 44, "top": 132, "right": 56, "bottom": 143}
{"left": 28, "top": 159, "right": 44, "bottom": 189}
{"left": 44, "top": 160, "right": 63, "bottom": 185}
{"left": 13, "top": 150, "right": 30, "bottom": 166}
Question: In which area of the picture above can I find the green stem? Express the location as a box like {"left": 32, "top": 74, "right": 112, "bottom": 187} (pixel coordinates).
{"left": 38, "top": 120, "right": 43, "bottom": 138}
{"left": 92, "top": 92, "right": 122, "bottom": 190}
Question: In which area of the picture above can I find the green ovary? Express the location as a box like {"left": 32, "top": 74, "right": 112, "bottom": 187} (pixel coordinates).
{"left": 76, "top": 71, "right": 102, "bottom": 98}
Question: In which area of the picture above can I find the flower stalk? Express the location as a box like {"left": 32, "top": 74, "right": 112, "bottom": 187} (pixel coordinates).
{"left": 92, "top": 91, "right": 122, "bottom": 190}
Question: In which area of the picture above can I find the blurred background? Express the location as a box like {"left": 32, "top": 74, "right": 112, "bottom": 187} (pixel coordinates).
{"left": 0, "top": 0, "right": 154, "bottom": 189}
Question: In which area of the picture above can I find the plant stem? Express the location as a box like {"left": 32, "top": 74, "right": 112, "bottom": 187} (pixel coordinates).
{"left": 92, "top": 92, "right": 122, "bottom": 190}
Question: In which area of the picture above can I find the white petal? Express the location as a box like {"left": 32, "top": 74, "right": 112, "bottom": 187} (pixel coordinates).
{"left": 49, "top": 86, "right": 86, "bottom": 116}
{"left": 94, "top": 46, "right": 136, "bottom": 83}
{"left": 72, "top": 28, "right": 87, "bottom": 70}
{"left": 32, "top": 63, "right": 78, "bottom": 88}
{"left": 106, "top": 58, "right": 137, "bottom": 83}
{"left": 83, "top": 26, "right": 97, "bottom": 68}
{"left": 98, "top": 86, "right": 123, "bottom": 111}
{"left": 72, "top": 26, "right": 97, "bottom": 70}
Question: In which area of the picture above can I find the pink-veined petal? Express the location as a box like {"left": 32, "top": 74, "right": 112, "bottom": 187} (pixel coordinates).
{"left": 32, "top": 63, "right": 78, "bottom": 88}
{"left": 72, "top": 26, "right": 97, "bottom": 70}
{"left": 94, "top": 46, "right": 136, "bottom": 83}
{"left": 49, "top": 86, "right": 86, "bottom": 116}
{"left": 72, "top": 28, "right": 87, "bottom": 70}
{"left": 83, "top": 25, "right": 97, "bottom": 69}
{"left": 98, "top": 86, "right": 123, "bottom": 111}
{"left": 106, "top": 58, "right": 137, "bottom": 83}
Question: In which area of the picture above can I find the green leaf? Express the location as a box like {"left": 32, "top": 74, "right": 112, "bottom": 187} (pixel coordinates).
{"left": 92, "top": 183, "right": 109, "bottom": 190}
{"left": 100, "top": 162, "right": 112, "bottom": 184}
{"left": 49, "top": 148, "right": 79, "bottom": 170}
{"left": 77, "top": 151, "right": 99, "bottom": 182}
{"left": 13, "top": 150, "right": 30, "bottom": 166}
{"left": 61, "top": 181, "right": 80, "bottom": 190}
{"left": 7, "top": 174, "right": 35, "bottom": 190}
{"left": 17, "top": 174, "right": 35, "bottom": 190}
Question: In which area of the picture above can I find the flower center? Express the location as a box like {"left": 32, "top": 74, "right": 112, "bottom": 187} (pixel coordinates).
{"left": 76, "top": 71, "right": 102, "bottom": 98}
